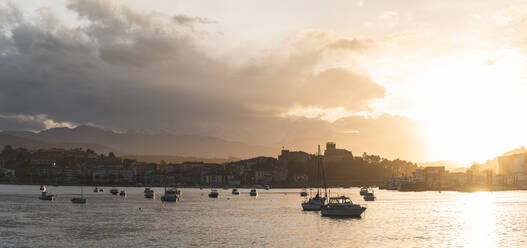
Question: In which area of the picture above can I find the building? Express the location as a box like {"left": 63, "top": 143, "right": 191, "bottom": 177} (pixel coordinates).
{"left": 323, "top": 142, "right": 353, "bottom": 163}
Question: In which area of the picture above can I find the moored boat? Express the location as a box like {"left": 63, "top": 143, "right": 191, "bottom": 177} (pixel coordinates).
{"left": 144, "top": 188, "right": 155, "bottom": 199}
{"left": 264, "top": 185, "right": 270, "bottom": 190}
{"left": 110, "top": 188, "right": 119, "bottom": 195}
{"left": 232, "top": 188, "right": 240, "bottom": 195}
{"left": 321, "top": 196, "right": 366, "bottom": 217}
{"left": 249, "top": 189, "right": 258, "bottom": 196}
{"left": 161, "top": 188, "right": 179, "bottom": 202}
{"left": 119, "top": 190, "right": 127, "bottom": 197}
{"left": 208, "top": 189, "right": 219, "bottom": 198}
{"left": 39, "top": 186, "right": 56, "bottom": 201}
{"left": 363, "top": 192, "right": 376, "bottom": 201}
{"left": 301, "top": 193, "right": 326, "bottom": 211}
{"left": 360, "top": 187, "right": 369, "bottom": 195}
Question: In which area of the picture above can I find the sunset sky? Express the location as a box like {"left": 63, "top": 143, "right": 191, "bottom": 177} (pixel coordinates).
{"left": 1, "top": 0, "right": 527, "bottom": 163}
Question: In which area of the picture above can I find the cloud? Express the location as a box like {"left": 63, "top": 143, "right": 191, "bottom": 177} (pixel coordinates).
{"left": 0, "top": 1, "right": 400, "bottom": 157}
{"left": 326, "top": 38, "right": 375, "bottom": 53}
{"left": 173, "top": 14, "right": 217, "bottom": 25}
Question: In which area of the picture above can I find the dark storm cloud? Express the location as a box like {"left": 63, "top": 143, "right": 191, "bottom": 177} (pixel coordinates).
{"left": 0, "top": 0, "right": 402, "bottom": 151}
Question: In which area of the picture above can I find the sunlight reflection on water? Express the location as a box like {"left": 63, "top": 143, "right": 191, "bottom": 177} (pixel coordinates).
{"left": 1, "top": 185, "right": 527, "bottom": 247}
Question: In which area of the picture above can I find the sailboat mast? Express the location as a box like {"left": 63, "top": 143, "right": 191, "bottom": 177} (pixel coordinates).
{"left": 319, "top": 145, "right": 328, "bottom": 198}
{"left": 316, "top": 145, "right": 321, "bottom": 196}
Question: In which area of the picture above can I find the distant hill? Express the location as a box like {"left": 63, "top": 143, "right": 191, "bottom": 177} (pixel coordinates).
{"left": 0, "top": 132, "right": 120, "bottom": 154}
{"left": 3, "top": 125, "right": 277, "bottom": 159}
{"left": 123, "top": 154, "right": 241, "bottom": 164}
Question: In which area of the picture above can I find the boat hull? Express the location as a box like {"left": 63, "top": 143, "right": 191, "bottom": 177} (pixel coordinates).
{"left": 71, "top": 198, "right": 86, "bottom": 204}
{"left": 321, "top": 207, "right": 366, "bottom": 217}
{"left": 301, "top": 203, "right": 323, "bottom": 211}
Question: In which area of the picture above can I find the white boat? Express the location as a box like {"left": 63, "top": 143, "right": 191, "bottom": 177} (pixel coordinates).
{"left": 161, "top": 189, "right": 179, "bottom": 202}
{"left": 364, "top": 192, "right": 376, "bottom": 201}
{"left": 301, "top": 193, "right": 326, "bottom": 211}
{"left": 249, "top": 189, "right": 258, "bottom": 196}
{"left": 110, "top": 188, "right": 119, "bottom": 195}
{"left": 321, "top": 196, "right": 366, "bottom": 217}
{"left": 301, "top": 145, "right": 327, "bottom": 211}
{"left": 119, "top": 190, "right": 127, "bottom": 197}
{"left": 209, "top": 189, "right": 219, "bottom": 198}
{"left": 144, "top": 188, "right": 155, "bottom": 199}
{"left": 232, "top": 188, "right": 240, "bottom": 195}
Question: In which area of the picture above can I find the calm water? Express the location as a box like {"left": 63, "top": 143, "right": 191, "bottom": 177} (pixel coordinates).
{"left": 1, "top": 185, "right": 527, "bottom": 248}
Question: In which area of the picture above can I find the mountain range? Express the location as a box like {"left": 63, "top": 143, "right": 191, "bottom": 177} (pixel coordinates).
{"left": 0, "top": 125, "right": 277, "bottom": 159}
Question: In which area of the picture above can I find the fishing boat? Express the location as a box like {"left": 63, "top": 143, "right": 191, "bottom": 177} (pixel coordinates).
{"left": 363, "top": 191, "right": 376, "bottom": 201}
{"left": 321, "top": 196, "right": 366, "bottom": 217}
{"left": 249, "top": 189, "right": 258, "bottom": 196}
{"left": 144, "top": 188, "right": 155, "bottom": 199}
{"left": 232, "top": 188, "right": 240, "bottom": 195}
{"left": 39, "top": 186, "right": 56, "bottom": 201}
{"left": 301, "top": 145, "right": 327, "bottom": 211}
{"left": 209, "top": 189, "right": 219, "bottom": 198}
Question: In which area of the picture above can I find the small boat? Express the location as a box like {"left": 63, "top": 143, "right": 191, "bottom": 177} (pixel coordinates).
{"left": 161, "top": 189, "right": 179, "bottom": 202}
{"left": 232, "top": 188, "right": 240, "bottom": 195}
{"left": 119, "top": 190, "right": 127, "bottom": 197}
{"left": 110, "top": 188, "right": 119, "bottom": 195}
{"left": 359, "top": 187, "right": 369, "bottom": 196}
{"left": 264, "top": 185, "right": 270, "bottom": 190}
{"left": 208, "top": 189, "right": 219, "bottom": 198}
{"left": 321, "top": 196, "right": 366, "bottom": 217}
{"left": 71, "top": 197, "right": 86, "bottom": 204}
{"left": 93, "top": 187, "right": 99, "bottom": 192}
{"left": 144, "top": 188, "right": 155, "bottom": 199}
{"left": 363, "top": 192, "right": 376, "bottom": 201}
{"left": 300, "top": 191, "right": 308, "bottom": 197}
{"left": 39, "top": 187, "right": 56, "bottom": 201}
{"left": 249, "top": 189, "right": 258, "bottom": 196}
{"left": 301, "top": 145, "right": 327, "bottom": 211}
{"left": 301, "top": 193, "right": 326, "bottom": 211}
{"left": 71, "top": 184, "right": 86, "bottom": 204}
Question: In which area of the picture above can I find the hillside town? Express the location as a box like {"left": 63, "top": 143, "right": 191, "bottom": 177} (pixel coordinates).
{"left": 2, "top": 142, "right": 527, "bottom": 191}
{"left": 0, "top": 142, "right": 416, "bottom": 187}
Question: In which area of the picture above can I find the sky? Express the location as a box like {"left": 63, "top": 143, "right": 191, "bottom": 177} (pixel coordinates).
{"left": 1, "top": 0, "right": 527, "bottom": 163}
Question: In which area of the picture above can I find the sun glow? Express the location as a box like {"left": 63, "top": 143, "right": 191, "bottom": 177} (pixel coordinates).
{"left": 404, "top": 51, "right": 527, "bottom": 162}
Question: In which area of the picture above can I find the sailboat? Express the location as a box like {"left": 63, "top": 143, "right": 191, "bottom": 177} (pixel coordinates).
{"left": 71, "top": 176, "right": 86, "bottom": 204}
{"left": 301, "top": 145, "right": 327, "bottom": 211}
